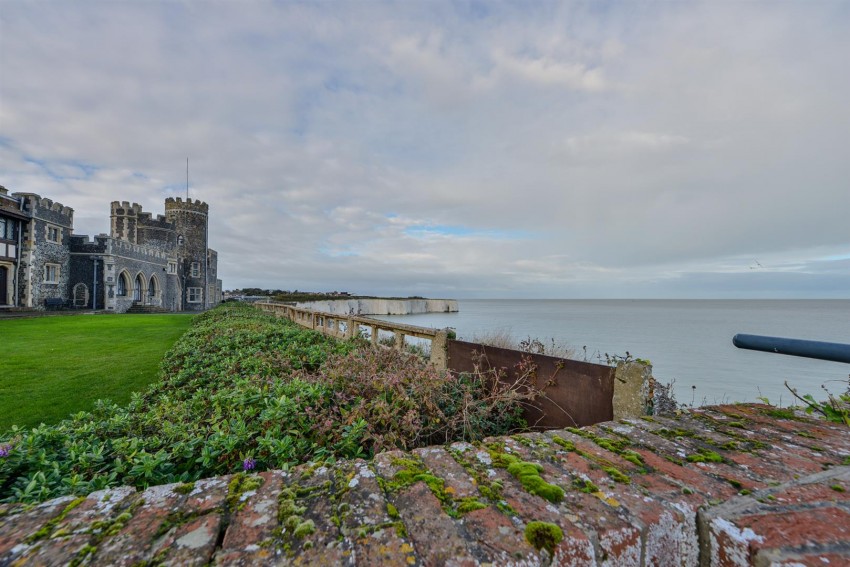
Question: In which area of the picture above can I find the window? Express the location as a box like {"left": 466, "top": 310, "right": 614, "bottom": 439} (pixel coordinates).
{"left": 134, "top": 274, "right": 144, "bottom": 302}
{"left": 187, "top": 287, "right": 203, "bottom": 303}
{"left": 167, "top": 261, "right": 177, "bottom": 274}
{"left": 44, "top": 263, "right": 60, "bottom": 283}
{"left": 46, "top": 225, "right": 61, "bottom": 243}
{"left": 148, "top": 276, "right": 158, "bottom": 297}
{"left": 191, "top": 262, "right": 200, "bottom": 277}
{"left": 177, "top": 235, "right": 185, "bottom": 246}
{"left": 117, "top": 272, "right": 129, "bottom": 296}
{"left": 0, "top": 217, "right": 16, "bottom": 240}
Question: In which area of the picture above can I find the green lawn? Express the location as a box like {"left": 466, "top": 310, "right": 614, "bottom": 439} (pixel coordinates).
{"left": 0, "top": 314, "right": 195, "bottom": 430}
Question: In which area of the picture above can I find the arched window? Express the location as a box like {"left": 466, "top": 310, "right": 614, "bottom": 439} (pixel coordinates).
{"left": 148, "top": 275, "right": 158, "bottom": 298}
{"left": 134, "top": 274, "right": 145, "bottom": 302}
{"left": 117, "top": 272, "right": 129, "bottom": 296}
{"left": 177, "top": 235, "right": 184, "bottom": 246}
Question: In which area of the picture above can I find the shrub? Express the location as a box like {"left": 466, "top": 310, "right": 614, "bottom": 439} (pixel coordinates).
{"left": 302, "top": 346, "right": 535, "bottom": 455}
{"left": 471, "top": 330, "right": 577, "bottom": 359}
{"left": 0, "top": 302, "right": 536, "bottom": 504}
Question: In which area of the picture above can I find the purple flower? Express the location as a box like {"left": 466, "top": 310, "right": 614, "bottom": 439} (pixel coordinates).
{"left": 0, "top": 445, "right": 10, "bottom": 458}
{"left": 242, "top": 457, "right": 256, "bottom": 471}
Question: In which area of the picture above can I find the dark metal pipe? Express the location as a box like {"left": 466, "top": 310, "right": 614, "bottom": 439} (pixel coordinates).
{"left": 733, "top": 333, "right": 850, "bottom": 364}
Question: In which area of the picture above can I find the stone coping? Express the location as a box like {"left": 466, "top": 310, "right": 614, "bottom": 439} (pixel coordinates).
{"left": 1, "top": 404, "right": 848, "bottom": 566}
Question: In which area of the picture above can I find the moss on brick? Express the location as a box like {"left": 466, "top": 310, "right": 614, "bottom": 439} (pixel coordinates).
{"left": 505, "top": 461, "right": 565, "bottom": 503}
{"left": 174, "top": 482, "right": 196, "bottom": 495}
{"left": 551, "top": 436, "right": 576, "bottom": 452}
{"left": 524, "top": 521, "right": 563, "bottom": 555}
{"left": 227, "top": 473, "right": 264, "bottom": 511}
{"left": 686, "top": 450, "right": 723, "bottom": 463}
{"left": 603, "top": 466, "right": 631, "bottom": 484}
{"left": 26, "top": 496, "right": 86, "bottom": 543}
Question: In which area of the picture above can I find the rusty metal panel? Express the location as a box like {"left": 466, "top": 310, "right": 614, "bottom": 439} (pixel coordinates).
{"left": 447, "top": 340, "right": 614, "bottom": 428}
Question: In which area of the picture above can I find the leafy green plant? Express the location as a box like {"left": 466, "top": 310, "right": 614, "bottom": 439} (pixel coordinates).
{"left": 0, "top": 302, "right": 537, "bottom": 504}
{"left": 784, "top": 379, "right": 850, "bottom": 426}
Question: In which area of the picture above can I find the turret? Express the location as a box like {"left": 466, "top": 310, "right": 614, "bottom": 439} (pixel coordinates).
{"left": 110, "top": 201, "right": 143, "bottom": 243}
{"left": 164, "top": 197, "right": 210, "bottom": 309}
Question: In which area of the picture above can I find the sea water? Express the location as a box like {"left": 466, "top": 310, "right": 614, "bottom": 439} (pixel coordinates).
{"left": 373, "top": 299, "right": 850, "bottom": 406}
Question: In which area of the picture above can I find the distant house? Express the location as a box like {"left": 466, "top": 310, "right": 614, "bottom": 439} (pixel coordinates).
{"left": 0, "top": 185, "right": 222, "bottom": 312}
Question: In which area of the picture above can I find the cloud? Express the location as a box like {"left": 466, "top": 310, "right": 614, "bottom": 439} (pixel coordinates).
{"left": 1, "top": 1, "right": 849, "bottom": 297}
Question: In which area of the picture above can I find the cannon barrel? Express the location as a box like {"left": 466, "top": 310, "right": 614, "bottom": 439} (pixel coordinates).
{"left": 732, "top": 334, "right": 850, "bottom": 364}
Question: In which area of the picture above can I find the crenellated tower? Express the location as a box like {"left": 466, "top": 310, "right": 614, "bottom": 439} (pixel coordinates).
{"left": 110, "top": 201, "right": 143, "bottom": 244}
{"left": 165, "top": 197, "right": 210, "bottom": 310}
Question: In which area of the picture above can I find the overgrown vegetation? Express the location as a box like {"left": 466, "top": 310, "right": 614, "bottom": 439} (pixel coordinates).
{"left": 784, "top": 378, "right": 850, "bottom": 426}
{"left": 0, "top": 303, "right": 535, "bottom": 504}
{"left": 471, "top": 329, "right": 577, "bottom": 359}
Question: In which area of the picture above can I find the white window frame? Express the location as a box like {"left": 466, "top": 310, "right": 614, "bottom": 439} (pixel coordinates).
{"left": 190, "top": 262, "right": 200, "bottom": 277}
{"left": 43, "top": 263, "right": 60, "bottom": 283}
{"left": 46, "top": 225, "right": 62, "bottom": 243}
{"left": 187, "top": 287, "right": 203, "bottom": 303}
{"left": 167, "top": 261, "right": 177, "bottom": 274}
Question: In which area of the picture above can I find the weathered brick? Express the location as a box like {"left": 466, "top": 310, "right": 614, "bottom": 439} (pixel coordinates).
{"left": 739, "top": 507, "right": 850, "bottom": 550}
{"left": 0, "top": 495, "right": 79, "bottom": 562}
{"left": 754, "top": 548, "right": 850, "bottom": 566}
{"left": 276, "top": 463, "right": 353, "bottom": 565}
{"left": 540, "top": 430, "right": 704, "bottom": 566}
{"left": 349, "top": 525, "right": 416, "bottom": 566}
{"left": 413, "top": 446, "right": 479, "bottom": 499}
{"left": 215, "top": 470, "right": 285, "bottom": 566}
{"left": 92, "top": 477, "right": 229, "bottom": 566}
{"left": 505, "top": 434, "right": 642, "bottom": 565}
{"left": 1, "top": 405, "right": 847, "bottom": 566}
{"left": 459, "top": 505, "right": 543, "bottom": 564}
{"left": 155, "top": 512, "right": 224, "bottom": 566}
{"left": 4, "top": 486, "right": 137, "bottom": 566}
{"left": 392, "top": 482, "right": 477, "bottom": 566}
{"left": 337, "top": 459, "right": 416, "bottom": 566}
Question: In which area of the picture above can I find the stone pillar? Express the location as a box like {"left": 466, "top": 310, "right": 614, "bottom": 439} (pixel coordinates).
{"left": 612, "top": 361, "right": 653, "bottom": 420}
{"left": 371, "top": 325, "right": 378, "bottom": 345}
{"left": 430, "top": 330, "right": 448, "bottom": 371}
{"left": 394, "top": 331, "right": 405, "bottom": 351}
{"left": 346, "top": 317, "right": 356, "bottom": 339}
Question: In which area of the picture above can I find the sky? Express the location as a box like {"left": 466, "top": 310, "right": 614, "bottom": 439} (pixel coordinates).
{"left": 1, "top": 1, "right": 849, "bottom": 298}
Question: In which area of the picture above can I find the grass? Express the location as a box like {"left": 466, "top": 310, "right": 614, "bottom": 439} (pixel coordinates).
{"left": 0, "top": 313, "right": 194, "bottom": 430}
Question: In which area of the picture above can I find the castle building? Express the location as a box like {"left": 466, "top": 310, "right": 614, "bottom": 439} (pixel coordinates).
{"left": 0, "top": 185, "right": 222, "bottom": 312}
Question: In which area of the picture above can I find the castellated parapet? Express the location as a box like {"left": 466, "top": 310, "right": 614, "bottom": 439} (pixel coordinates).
{"left": 14, "top": 193, "right": 74, "bottom": 227}
{"left": 164, "top": 197, "right": 209, "bottom": 215}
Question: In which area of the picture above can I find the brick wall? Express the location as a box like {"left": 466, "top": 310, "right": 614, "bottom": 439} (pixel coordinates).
{"left": 1, "top": 404, "right": 848, "bottom": 565}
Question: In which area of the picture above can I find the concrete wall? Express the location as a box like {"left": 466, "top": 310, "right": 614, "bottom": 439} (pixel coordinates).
{"left": 298, "top": 298, "right": 459, "bottom": 315}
